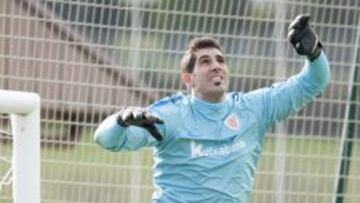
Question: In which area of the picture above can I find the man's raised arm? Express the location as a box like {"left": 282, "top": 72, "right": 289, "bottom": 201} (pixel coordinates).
{"left": 245, "top": 14, "right": 331, "bottom": 130}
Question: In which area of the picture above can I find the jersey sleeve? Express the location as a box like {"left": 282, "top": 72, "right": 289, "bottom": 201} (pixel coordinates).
{"left": 245, "top": 51, "right": 331, "bottom": 131}
{"left": 93, "top": 111, "right": 164, "bottom": 152}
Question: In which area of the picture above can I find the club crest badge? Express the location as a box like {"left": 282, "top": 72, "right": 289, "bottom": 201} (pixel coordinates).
{"left": 225, "top": 113, "right": 240, "bottom": 130}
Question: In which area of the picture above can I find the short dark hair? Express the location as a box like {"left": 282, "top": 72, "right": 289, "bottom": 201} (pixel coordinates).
{"left": 181, "top": 37, "right": 223, "bottom": 73}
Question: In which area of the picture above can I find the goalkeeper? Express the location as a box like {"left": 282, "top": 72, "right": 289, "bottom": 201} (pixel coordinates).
{"left": 94, "top": 14, "right": 330, "bottom": 203}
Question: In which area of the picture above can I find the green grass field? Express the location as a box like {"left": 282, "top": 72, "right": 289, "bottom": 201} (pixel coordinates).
{"left": 1, "top": 131, "right": 359, "bottom": 203}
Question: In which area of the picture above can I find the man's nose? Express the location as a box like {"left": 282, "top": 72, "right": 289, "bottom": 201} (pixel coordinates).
{"left": 211, "top": 63, "right": 221, "bottom": 72}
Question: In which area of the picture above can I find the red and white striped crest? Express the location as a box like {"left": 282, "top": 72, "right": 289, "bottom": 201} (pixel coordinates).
{"left": 225, "top": 113, "right": 240, "bottom": 130}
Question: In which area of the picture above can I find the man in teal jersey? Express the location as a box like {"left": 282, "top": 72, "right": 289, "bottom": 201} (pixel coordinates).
{"left": 94, "top": 14, "right": 330, "bottom": 203}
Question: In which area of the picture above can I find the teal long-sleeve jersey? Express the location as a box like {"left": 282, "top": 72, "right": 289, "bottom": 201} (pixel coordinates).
{"left": 94, "top": 52, "right": 330, "bottom": 203}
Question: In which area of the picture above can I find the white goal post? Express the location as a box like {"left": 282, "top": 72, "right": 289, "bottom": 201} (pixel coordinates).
{"left": 0, "top": 90, "right": 40, "bottom": 203}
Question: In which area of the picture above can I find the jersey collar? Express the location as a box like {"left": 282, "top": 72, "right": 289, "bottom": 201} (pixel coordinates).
{"left": 189, "top": 95, "right": 229, "bottom": 119}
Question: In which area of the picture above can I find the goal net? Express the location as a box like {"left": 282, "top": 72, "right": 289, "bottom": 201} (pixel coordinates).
{"left": 0, "top": 0, "right": 359, "bottom": 203}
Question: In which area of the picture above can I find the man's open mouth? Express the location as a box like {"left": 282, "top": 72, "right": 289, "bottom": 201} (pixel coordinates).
{"left": 210, "top": 76, "right": 223, "bottom": 83}
{"left": 210, "top": 76, "right": 223, "bottom": 86}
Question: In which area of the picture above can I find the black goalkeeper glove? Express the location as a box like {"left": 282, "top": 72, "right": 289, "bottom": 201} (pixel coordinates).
{"left": 117, "top": 107, "right": 164, "bottom": 141}
{"left": 288, "top": 14, "right": 322, "bottom": 61}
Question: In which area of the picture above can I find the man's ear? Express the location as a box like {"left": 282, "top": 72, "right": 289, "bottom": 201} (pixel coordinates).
{"left": 181, "top": 73, "right": 193, "bottom": 89}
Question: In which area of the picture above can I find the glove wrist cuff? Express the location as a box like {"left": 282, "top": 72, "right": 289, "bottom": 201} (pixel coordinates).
{"left": 307, "top": 42, "right": 322, "bottom": 62}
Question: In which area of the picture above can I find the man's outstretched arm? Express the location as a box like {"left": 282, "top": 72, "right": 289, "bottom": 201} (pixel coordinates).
{"left": 94, "top": 107, "right": 164, "bottom": 151}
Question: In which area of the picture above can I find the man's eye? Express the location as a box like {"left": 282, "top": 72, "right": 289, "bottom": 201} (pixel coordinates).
{"left": 217, "top": 58, "right": 225, "bottom": 63}
{"left": 201, "top": 59, "right": 210, "bottom": 64}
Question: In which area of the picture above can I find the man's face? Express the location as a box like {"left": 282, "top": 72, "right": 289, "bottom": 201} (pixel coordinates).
{"left": 182, "top": 47, "right": 229, "bottom": 102}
